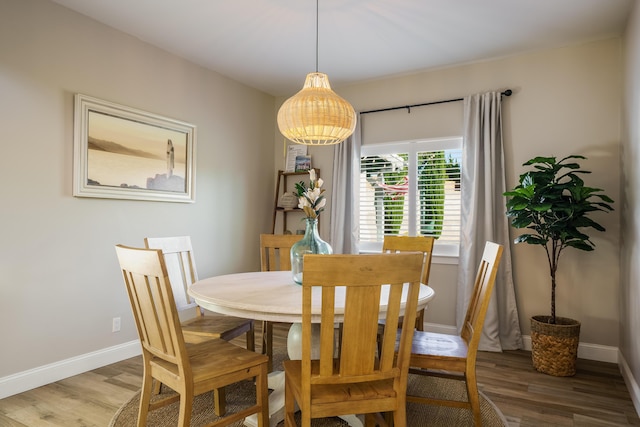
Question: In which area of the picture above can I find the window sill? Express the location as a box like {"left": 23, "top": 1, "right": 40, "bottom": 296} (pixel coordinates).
{"left": 358, "top": 250, "right": 459, "bottom": 265}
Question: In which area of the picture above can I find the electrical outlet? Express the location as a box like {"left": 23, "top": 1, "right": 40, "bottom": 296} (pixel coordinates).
{"left": 112, "top": 317, "right": 121, "bottom": 332}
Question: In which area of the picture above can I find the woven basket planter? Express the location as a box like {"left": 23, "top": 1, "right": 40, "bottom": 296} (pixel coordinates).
{"left": 530, "top": 315, "right": 581, "bottom": 377}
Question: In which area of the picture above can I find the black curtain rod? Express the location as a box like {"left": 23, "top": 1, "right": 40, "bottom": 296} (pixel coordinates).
{"left": 359, "top": 89, "right": 512, "bottom": 115}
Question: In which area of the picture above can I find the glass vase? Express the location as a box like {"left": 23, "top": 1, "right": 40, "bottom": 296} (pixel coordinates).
{"left": 290, "top": 217, "right": 332, "bottom": 285}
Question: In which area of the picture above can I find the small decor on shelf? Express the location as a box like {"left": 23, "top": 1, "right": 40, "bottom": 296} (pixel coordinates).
{"left": 290, "top": 169, "right": 332, "bottom": 285}
{"left": 294, "top": 155, "right": 312, "bottom": 172}
{"left": 504, "top": 155, "right": 614, "bottom": 376}
{"left": 278, "top": 192, "right": 298, "bottom": 209}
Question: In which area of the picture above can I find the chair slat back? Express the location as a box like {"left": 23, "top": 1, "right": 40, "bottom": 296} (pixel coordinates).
{"left": 145, "top": 236, "right": 198, "bottom": 311}
{"left": 115, "top": 245, "right": 187, "bottom": 366}
{"left": 382, "top": 235, "right": 435, "bottom": 285}
{"left": 302, "top": 253, "right": 423, "bottom": 387}
{"left": 259, "top": 234, "right": 303, "bottom": 272}
{"left": 460, "top": 241, "right": 503, "bottom": 353}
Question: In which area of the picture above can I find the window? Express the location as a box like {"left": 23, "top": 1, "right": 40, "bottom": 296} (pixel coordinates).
{"left": 358, "top": 137, "right": 462, "bottom": 257}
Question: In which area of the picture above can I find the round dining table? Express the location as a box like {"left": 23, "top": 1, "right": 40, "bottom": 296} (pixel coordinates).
{"left": 188, "top": 270, "right": 435, "bottom": 427}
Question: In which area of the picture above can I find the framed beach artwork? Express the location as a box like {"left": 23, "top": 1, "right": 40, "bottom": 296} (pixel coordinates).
{"left": 73, "top": 94, "right": 196, "bottom": 202}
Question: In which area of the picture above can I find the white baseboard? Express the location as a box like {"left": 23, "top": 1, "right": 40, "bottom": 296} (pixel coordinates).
{"left": 618, "top": 351, "right": 640, "bottom": 417}
{"left": 0, "top": 340, "right": 141, "bottom": 399}
{"left": 425, "top": 323, "right": 619, "bottom": 363}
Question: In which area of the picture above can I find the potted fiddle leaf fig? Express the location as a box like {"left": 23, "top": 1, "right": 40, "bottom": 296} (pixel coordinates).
{"left": 504, "top": 155, "right": 614, "bottom": 376}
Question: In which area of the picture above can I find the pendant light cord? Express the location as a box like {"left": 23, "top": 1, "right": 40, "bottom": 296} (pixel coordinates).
{"left": 315, "top": 0, "right": 319, "bottom": 72}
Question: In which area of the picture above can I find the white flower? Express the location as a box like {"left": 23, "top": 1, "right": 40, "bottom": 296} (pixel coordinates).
{"left": 298, "top": 197, "right": 311, "bottom": 210}
{"left": 309, "top": 187, "right": 322, "bottom": 201}
{"left": 294, "top": 169, "right": 327, "bottom": 219}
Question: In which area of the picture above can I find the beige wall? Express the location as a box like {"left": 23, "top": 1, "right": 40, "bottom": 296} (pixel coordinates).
{"left": 285, "top": 37, "right": 622, "bottom": 346}
{"left": 0, "top": 0, "right": 275, "bottom": 378}
{"left": 622, "top": 1, "right": 640, "bottom": 391}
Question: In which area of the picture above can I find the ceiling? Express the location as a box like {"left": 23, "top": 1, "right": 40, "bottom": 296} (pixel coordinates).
{"left": 51, "top": 0, "right": 633, "bottom": 97}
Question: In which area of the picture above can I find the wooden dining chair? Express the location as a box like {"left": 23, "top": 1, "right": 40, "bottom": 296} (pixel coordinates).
{"left": 259, "top": 233, "right": 302, "bottom": 370}
{"left": 145, "top": 236, "right": 255, "bottom": 415}
{"left": 145, "top": 236, "right": 255, "bottom": 349}
{"left": 382, "top": 235, "right": 435, "bottom": 330}
{"left": 114, "top": 244, "right": 270, "bottom": 427}
{"left": 403, "top": 241, "right": 503, "bottom": 426}
{"left": 283, "top": 253, "right": 424, "bottom": 427}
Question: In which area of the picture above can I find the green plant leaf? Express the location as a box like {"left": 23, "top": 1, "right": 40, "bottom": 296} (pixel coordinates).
{"left": 566, "top": 240, "right": 594, "bottom": 251}
{"left": 503, "top": 154, "right": 614, "bottom": 320}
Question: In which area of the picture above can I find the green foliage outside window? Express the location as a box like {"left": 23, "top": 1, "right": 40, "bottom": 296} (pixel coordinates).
{"left": 381, "top": 162, "right": 407, "bottom": 235}
{"left": 418, "top": 151, "right": 446, "bottom": 237}
{"left": 362, "top": 151, "right": 451, "bottom": 239}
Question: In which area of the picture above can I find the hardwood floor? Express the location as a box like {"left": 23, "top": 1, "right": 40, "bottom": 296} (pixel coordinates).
{"left": 475, "top": 350, "right": 640, "bottom": 426}
{"left": 1, "top": 323, "right": 638, "bottom": 426}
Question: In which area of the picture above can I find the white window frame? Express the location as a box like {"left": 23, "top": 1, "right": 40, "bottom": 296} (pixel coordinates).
{"left": 357, "top": 137, "right": 462, "bottom": 262}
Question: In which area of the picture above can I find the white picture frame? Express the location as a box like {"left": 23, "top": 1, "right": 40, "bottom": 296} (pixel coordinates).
{"left": 73, "top": 94, "right": 196, "bottom": 203}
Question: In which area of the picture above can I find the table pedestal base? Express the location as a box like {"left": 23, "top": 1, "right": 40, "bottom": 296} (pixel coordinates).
{"left": 244, "top": 324, "right": 363, "bottom": 427}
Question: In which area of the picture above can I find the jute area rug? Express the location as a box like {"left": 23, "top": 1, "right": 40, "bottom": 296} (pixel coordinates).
{"left": 111, "top": 348, "right": 508, "bottom": 427}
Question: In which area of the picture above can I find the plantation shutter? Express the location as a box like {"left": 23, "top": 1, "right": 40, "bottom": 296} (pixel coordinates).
{"left": 358, "top": 138, "right": 462, "bottom": 256}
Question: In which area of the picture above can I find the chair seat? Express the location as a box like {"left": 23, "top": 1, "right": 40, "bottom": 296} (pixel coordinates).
{"left": 407, "top": 331, "right": 469, "bottom": 374}
{"left": 410, "top": 331, "right": 468, "bottom": 359}
{"left": 283, "top": 360, "right": 397, "bottom": 415}
{"left": 153, "top": 339, "right": 268, "bottom": 386}
{"left": 181, "top": 313, "right": 254, "bottom": 343}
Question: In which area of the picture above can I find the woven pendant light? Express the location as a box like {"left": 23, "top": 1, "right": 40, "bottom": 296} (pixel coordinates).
{"left": 277, "top": 72, "right": 356, "bottom": 145}
{"left": 277, "top": 1, "right": 356, "bottom": 146}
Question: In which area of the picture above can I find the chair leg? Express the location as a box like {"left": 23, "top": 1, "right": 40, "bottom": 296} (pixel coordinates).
{"left": 415, "top": 308, "right": 425, "bottom": 331}
{"left": 137, "top": 373, "right": 153, "bottom": 427}
{"left": 383, "top": 411, "right": 394, "bottom": 427}
{"left": 177, "top": 388, "right": 193, "bottom": 427}
{"left": 365, "top": 412, "right": 388, "bottom": 427}
{"left": 261, "top": 321, "right": 269, "bottom": 354}
{"left": 262, "top": 321, "right": 274, "bottom": 371}
{"left": 336, "top": 323, "right": 343, "bottom": 358}
{"left": 256, "top": 363, "right": 269, "bottom": 427}
{"left": 393, "top": 404, "right": 407, "bottom": 427}
{"left": 364, "top": 413, "right": 376, "bottom": 426}
{"left": 465, "top": 371, "right": 482, "bottom": 426}
{"left": 246, "top": 321, "right": 256, "bottom": 351}
{"left": 284, "top": 376, "right": 296, "bottom": 427}
{"left": 301, "top": 411, "right": 311, "bottom": 427}
{"left": 213, "top": 387, "right": 226, "bottom": 416}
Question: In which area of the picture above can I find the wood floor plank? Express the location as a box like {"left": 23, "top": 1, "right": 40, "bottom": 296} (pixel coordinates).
{"left": 574, "top": 413, "right": 634, "bottom": 427}
{"left": 57, "top": 371, "right": 138, "bottom": 407}
{"left": 0, "top": 412, "right": 29, "bottom": 427}
{"left": 2, "top": 383, "right": 113, "bottom": 427}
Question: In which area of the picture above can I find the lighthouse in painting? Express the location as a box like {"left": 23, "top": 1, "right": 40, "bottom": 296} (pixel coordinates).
{"left": 166, "top": 139, "right": 175, "bottom": 178}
